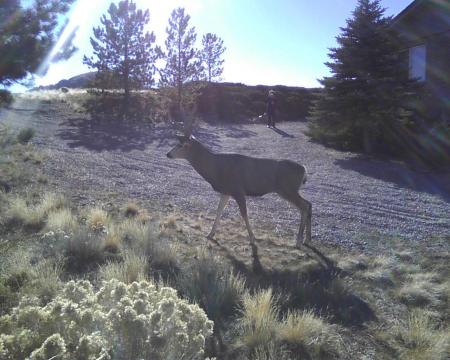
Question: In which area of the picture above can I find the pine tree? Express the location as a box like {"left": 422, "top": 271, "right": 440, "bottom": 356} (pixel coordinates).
{"left": 200, "top": 33, "right": 226, "bottom": 82}
{"left": 83, "top": 0, "right": 158, "bottom": 102}
{"left": 309, "top": 0, "right": 415, "bottom": 153}
{"left": 159, "top": 7, "right": 202, "bottom": 112}
{"left": 0, "top": 0, "right": 76, "bottom": 87}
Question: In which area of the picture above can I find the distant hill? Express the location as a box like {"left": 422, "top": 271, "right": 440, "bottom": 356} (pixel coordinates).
{"left": 32, "top": 72, "right": 96, "bottom": 90}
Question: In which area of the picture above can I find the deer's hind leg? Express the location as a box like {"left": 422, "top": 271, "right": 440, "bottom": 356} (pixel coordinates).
{"left": 279, "top": 191, "right": 312, "bottom": 247}
{"left": 233, "top": 194, "right": 256, "bottom": 244}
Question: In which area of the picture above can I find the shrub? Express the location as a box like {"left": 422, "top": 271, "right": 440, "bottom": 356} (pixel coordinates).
{"left": 16, "top": 128, "right": 35, "bottom": 144}
{"left": 0, "top": 279, "right": 213, "bottom": 360}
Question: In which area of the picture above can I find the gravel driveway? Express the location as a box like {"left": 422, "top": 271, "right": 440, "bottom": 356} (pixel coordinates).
{"left": 2, "top": 97, "right": 449, "bottom": 252}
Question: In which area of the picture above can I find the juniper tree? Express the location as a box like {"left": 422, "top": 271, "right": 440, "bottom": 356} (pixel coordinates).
{"left": 159, "top": 7, "right": 202, "bottom": 112}
{"left": 83, "top": 0, "right": 158, "bottom": 102}
{"left": 0, "top": 0, "right": 76, "bottom": 87}
{"left": 309, "top": 0, "right": 415, "bottom": 154}
{"left": 200, "top": 33, "right": 226, "bottom": 82}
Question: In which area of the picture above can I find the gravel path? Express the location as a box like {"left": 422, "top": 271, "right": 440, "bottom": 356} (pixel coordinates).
{"left": 2, "top": 98, "right": 449, "bottom": 251}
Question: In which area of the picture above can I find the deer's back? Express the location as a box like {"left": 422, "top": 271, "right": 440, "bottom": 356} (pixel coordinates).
{"left": 211, "top": 153, "right": 305, "bottom": 196}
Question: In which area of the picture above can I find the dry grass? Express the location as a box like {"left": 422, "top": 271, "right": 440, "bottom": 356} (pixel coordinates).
{"left": 123, "top": 201, "right": 140, "bottom": 218}
{"left": 239, "top": 288, "right": 279, "bottom": 349}
{"left": 46, "top": 208, "right": 78, "bottom": 233}
{"left": 103, "top": 226, "right": 122, "bottom": 253}
{"left": 26, "top": 257, "right": 64, "bottom": 304}
{"left": 397, "top": 272, "right": 445, "bottom": 308}
{"left": 5, "top": 193, "right": 67, "bottom": 230}
{"left": 278, "top": 310, "right": 342, "bottom": 357}
{"left": 65, "top": 227, "right": 104, "bottom": 272}
{"left": 392, "top": 309, "right": 450, "bottom": 360}
{"left": 98, "top": 251, "right": 148, "bottom": 284}
{"left": 178, "top": 250, "right": 245, "bottom": 326}
{"left": 85, "top": 206, "right": 109, "bottom": 232}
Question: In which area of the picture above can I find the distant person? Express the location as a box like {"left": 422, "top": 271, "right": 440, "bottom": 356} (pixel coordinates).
{"left": 266, "top": 89, "right": 276, "bottom": 128}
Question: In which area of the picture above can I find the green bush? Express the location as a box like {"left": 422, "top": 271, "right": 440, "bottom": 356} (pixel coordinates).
{"left": 16, "top": 128, "right": 35, "bottom": 144}
{"left": 0, "top": 279, "right": 213, "bottom": 360}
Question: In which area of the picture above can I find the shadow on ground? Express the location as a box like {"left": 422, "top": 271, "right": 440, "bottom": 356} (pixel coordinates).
{"left": 271, "top": 126, "right": 295, "bottom": 138}
{"left": 210, "top": 238, "right": 375, "bottom": 326}
{"left": 335, "top": 157, "right": 450, "bottom": 201}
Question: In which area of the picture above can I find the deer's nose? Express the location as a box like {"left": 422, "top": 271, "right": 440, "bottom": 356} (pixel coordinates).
{"left": 166, "top": 152, "right": 172, "bottom": 158}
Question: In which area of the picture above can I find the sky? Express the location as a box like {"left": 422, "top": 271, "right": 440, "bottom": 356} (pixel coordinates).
{"left": 24, "top": 0, "right": 414, "bottom": 90}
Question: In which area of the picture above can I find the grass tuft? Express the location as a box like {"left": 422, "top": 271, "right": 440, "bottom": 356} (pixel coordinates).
{"left": 65, "top": 227, "right": 104, "bottom": 272}
{"left": 238, "top": 288, "right": 279, "bottom": 349}
{"left": 46, "top": 208, "right": 78, "bottom": 233}
{"left": 86, "top": 206, "right": 109, "bottom": 232}
{"left": 98, "top": 251, "right": 148, "bottom": 284}
{"left": 392, "top": 309, "right": 450, "bottom": 360}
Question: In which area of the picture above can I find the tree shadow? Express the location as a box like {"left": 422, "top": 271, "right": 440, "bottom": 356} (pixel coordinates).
{"left": 271, "top": 126, "right": 295, "bottom": 138}
{"left": 335, "top": 156, "right": 450, "bottom": 201}
{"left": 209, "top": 238, "right": 375, "bottom": 326}
{"left": 57, "top": 117, "right": 179, "bottom": 152}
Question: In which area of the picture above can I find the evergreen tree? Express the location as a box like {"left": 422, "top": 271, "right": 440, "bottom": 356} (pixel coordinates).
{"left": 200, "top": 33, "right": 226, "bottom": 82}
{"left": 309, "top": 0, "right": 415, "bottom": 153}
{"left": 159, "top": 7, "right": 201, "bottom": 112}
{"left": 0, "top": 0, "right": 76, "bottom": 87}
{"left": 83, "top": 0, "right": 158, "bottom": 101}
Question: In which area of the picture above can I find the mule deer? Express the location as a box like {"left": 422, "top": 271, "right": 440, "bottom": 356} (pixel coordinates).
{"left": 166, "top": 134, "right": 312, "bottom": 247}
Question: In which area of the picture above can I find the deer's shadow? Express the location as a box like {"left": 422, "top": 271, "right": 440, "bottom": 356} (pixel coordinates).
{"left": 208, "top": 238, "right": 375, "bottom": 326}
{"left": 271, "top": 126, "right": 295, "bottom": 138}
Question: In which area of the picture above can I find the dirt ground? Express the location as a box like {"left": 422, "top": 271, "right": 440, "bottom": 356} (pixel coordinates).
{"left": 2, "top": 97, "right": 449, "bottom": 255}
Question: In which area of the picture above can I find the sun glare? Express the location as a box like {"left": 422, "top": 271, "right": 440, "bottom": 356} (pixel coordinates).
{"left": 36, "top": 0, "right": 107, "bottom": 78}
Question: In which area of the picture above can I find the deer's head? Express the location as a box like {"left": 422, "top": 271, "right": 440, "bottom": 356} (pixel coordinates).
{"left": 166, "top": 135, "right": 197, "bottom": 159}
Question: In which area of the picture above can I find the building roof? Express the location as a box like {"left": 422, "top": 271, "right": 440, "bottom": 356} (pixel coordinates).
{"left": 392, "top": 0, "right": 425, "bottom": 25}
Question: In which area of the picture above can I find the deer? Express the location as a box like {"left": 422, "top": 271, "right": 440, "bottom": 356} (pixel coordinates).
{"left": 166, "top": 120, "right": 312, "bottom": 247}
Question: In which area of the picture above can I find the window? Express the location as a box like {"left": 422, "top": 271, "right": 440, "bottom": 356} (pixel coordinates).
{"left": 409, "top": 44, "right": 426, "bottom": 81}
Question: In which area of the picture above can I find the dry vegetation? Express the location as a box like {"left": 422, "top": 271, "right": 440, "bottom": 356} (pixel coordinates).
{"left": 0, "top": 106, "right": 449, "bottom": 359}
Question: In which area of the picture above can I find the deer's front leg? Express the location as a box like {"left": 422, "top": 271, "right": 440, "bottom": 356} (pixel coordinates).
{"left": 234, "top": 194, "right": 256, "bottom": 244}
{"left": 207, "top": 194, "right": 230, "bottom": 240}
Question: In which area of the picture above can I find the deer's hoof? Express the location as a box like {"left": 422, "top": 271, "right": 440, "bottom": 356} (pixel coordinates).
{"left": 206, "top": 233, "right": 215, "bottom": 240}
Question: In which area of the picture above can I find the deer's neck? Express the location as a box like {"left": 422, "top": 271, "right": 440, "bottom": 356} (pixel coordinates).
{"left": 187, "top": 143, "right": 218, "bottom": 184}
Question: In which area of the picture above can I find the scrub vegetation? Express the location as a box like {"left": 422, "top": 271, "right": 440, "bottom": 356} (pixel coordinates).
{"left": 0, "top": 125, "right": 448, "bottom": 359}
